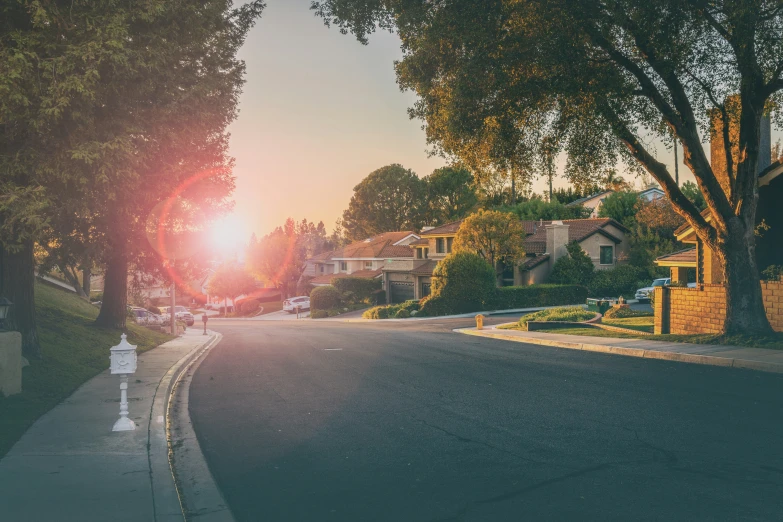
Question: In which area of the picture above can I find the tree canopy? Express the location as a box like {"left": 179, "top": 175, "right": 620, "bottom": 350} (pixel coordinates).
{"left": 453, "top": 210, "right": 526, "bottom": 283}
{"left": 425, "top": 166, "right": 478, "bottom": 225}
{"left": 313, "top": 0, "right": 783, "bottom": 333}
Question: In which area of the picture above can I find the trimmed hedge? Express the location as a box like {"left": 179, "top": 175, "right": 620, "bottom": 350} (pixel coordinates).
{"left": 310, "top": 285, "right": 342, "bottom": 311}
{"left": 311, "top": 309, "right": 329, "bottom": 319}
{"left": 241, "top": 299, "right": 261, "bottom": 313}
{"left": 362, "top": 300, "right": 419, "bottom": 319}
{"left": 333, "top": 277, "right": 382, "bottom": 303}
{"left": 603, "top": 305, "right": 653, "bottom": 319}
{"left": 431, "top": 252, "right": 497, "bottom": 313}
{"left": 588, "top": 264, "right": 650, "bottom": 298}
{"left": 492, "top": 284, "right": 588, "bottom": 310}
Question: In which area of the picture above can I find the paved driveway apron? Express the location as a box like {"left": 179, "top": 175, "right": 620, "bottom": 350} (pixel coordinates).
{"left": 190, "top": 319, "right": 783, "bottom": 522}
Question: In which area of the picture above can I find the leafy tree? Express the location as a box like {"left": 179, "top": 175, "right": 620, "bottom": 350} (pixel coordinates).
{"left": 551, "top": 185, "right": 602, "bottom": 205}
{"left": 430, "top": 252, "right": 497, "bottom": 312}
{"left": 453, "top": 210, "right": 526, "bottom": 284}
{"left": 598, "top": 192, "right": 639, "bottom": 228}
{"left": 207, "top": 262, "right": 258, "bottom": 316}
{"left": 342, "top": 164, "right": 426, "bottom": 240}
{"left": 549, "top": 242, "right": 596, "bottom": 286}
{"left": 635, "top": 199, "right": 686, "bottom": 239}
{"left": 503, "top": 198, "right": 590, "bottom": 221}
{"left": 680, "top": 181, "right": 707, "bottom": 211}
{"left": 313, "top": 0, "right": 783, "bottom": 333}
{"left": 424, "top": 166, "right": 478, "bottom": 224}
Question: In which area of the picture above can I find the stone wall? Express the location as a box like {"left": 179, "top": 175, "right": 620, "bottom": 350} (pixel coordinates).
{"left": 654, "top": 281, "right": 783, "bottom": 334}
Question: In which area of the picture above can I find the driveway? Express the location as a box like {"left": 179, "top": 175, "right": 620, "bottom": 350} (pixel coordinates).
{"left": 189, "top": 318, "right": 783, "bottom": 521}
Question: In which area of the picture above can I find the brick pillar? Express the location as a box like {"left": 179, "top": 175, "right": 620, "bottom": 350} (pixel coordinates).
{"left": 653, "top": 286, "right": 670, "bottom": 334}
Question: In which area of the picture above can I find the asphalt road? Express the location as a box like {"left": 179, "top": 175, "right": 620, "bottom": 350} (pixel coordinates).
{"left": 190, "top": 317, "right": 783, "bottom": 521}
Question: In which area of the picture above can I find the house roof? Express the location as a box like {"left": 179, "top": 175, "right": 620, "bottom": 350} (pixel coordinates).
{"left": 409, "top": 238, "right": 429, "bottom": 246}
{"left": 565, "top": 190, "right": 614, "bottom": 207}
{"left": 674, "top": 208, "right": 711, "bottom": 238}
{"left": 520, "top": 254, "right": 550, "bottom": 270}
{"left": 410, "top": 260, "right": 439, "bottom": 276}
{"left": 316, "top": 231, "right": 417, "bottom": 260}
{"left": 309, "top": 269, "right": 383, "bottom": 285}
{"left": 521, "top": 218, "right": 627, "bottom": 253}
{"left": 420, "top": 220, "right": 464, "bottom": 236}
{"left": 655, "top": 247, "right": 697, "bottom": 267}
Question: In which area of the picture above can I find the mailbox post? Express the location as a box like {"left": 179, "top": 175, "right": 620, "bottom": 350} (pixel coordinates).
{"left": 110, "top": 334, "right": 137, "bottom": 432}
{"left": 202, "top": 313, "right": 208, "bottom": 335}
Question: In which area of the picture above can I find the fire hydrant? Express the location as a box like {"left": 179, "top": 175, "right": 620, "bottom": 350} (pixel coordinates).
{"left": 475, "top": 314, "right": 485, "bottom": 330}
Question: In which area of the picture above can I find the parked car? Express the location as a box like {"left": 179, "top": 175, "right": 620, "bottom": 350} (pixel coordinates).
{"left": 634, "top": 278, "right": 671, "bottom": 302}
{"left": 283, "top": 296, "right": 310, "bottom": 314}
{"left": 161, "top": 306, "right": 195, "bottom": 326}
{"left": 130, "top": 307, "right": 152, "bottom": 325}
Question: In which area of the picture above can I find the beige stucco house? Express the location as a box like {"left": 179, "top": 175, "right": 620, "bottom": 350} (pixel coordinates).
{"left": 381, "top": 217, "right": 631, "bottom": 303}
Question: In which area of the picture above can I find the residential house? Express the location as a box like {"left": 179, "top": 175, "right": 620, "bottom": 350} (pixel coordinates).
{"left": 638, "top": 186, "right": 665, "bottom": 202}
{"left": 304, "top": 231, "right": 420, "bottom": 287}
{"left": 653, "top": 114, "right": 783, "bottom": 334}
{"left": 565, "top": 190, "right": 614, "bottom": 217}
{"left": 381, "top": 217, "right": 631, "bottom": 303}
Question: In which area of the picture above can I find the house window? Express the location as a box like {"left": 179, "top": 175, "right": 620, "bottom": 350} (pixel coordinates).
{"left": 340, "top": 261, "right": 348, "bottom": 271}
{"left": 600, "top": 246, "right": 614, "bottom": 265}
{"left": 364, "top": 261, "right": 373, "bottom": 269}
{"left": 446, "top": 237, "right": 453, "bottom": 253}
{"left": 416, "top": 249, "right": 423, "bottom": 259}
{"left": 320, "top": 266, "right": 324, "bottom": 273}
{"left": 436, "top": 238, "right": 445, "bottom": 253}
{"left": 423, "top": 248, "right": 429, "bottom": 259}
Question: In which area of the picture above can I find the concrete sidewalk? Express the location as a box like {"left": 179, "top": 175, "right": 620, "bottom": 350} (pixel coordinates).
{"left": 458, "top": 326, "right": 783, "bottom": 374}
{"left": 0, "top": 329, "right": 220, "bottom": 522}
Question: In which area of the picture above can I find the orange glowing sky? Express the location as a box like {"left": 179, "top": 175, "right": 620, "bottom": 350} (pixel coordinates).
{"left": 227, "top": 0, "right": 703, "bottom": 239}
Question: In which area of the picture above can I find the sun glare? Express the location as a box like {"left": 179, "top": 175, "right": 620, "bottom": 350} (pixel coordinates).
{"left": 210, "top": 215, "right": 247, "bottom": 251}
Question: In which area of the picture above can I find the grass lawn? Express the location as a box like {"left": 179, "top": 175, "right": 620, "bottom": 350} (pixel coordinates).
{"left": 0, "top": 281, "right": 172, "bottom": 458}
{"left": 536, "top": 325, "right": 783, "bottom": 349}
{"left": 602, "top": 316, "right": 655, "bottom": 333}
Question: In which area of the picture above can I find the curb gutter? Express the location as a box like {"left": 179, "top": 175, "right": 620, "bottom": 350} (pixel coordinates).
{"left": 168, "top": 333, "right": 235, "bottom": 522}
{"left": 457, "top": 328, "right": 783, "bottom": 375}
{"left": 148, "top": 331, "right": 222, "bottom": 522}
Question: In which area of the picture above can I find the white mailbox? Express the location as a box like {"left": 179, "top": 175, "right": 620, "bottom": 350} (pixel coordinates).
{"left": 109, "top": 333, "right": 137, "bottom": 431}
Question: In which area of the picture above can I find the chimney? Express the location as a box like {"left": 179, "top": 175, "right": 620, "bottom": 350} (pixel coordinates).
{"left": 545, "top": 221, "right": 569, "bottom": 268}
{"left": 710, "top": 96, "right": 772, "bottom": 194}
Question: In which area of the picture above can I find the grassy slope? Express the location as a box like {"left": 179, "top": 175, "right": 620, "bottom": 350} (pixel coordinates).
{"left": 0, "top": 282, "right": 172, "bottom": 457}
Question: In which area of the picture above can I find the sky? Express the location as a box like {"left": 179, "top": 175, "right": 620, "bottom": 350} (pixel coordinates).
{"left": 226, "top": 0, "right": 702, "bottom": 239}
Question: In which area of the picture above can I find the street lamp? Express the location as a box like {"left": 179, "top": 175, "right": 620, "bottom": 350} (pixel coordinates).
{"left": 0, "top": 297, "right": 13, "bottom": 331}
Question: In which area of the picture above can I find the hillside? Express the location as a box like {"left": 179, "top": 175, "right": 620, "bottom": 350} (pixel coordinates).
{"left": 0, "top": 281, "right": 172, "bottom": 457}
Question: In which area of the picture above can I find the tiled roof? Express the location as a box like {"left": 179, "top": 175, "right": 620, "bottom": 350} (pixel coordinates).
{"left": 522, "top": 218, "right": 626, "bottom": 254}
{"left": 409, "top": 238, "right": 429, "bottom": 246}
{"left": 565, "top": 190, "right": 614, "bottom": 207}
{"left": 521, "top": 254, "right": 550, "bottom": 270}
{"left": 655, "top": 247, "right": 697, "bottom": 264}
{"left": 420, "top": 220, "right": 463, "bottom": 236}
{"left": 310, "top": 269, "right": 382, "bottom": 285}
{"left": 327, "top": 231, "right": 416, "bottom": 259}
{"left": 410, "top": 260, "right": 439, "bottom": 276}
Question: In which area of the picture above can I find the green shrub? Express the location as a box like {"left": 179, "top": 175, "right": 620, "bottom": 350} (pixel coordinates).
{"left": 241, "top": 299, "right": 261, "bottom": 313}
{"left": 589, "top": 264, "right": 649, "bottom": 298}
{"left": 519, "top": 306, "right": 595, "bottom": 328}
{"left": 418, "top": 295, "right": 451, "bottom": 316}
{"left": 603, "top": 305, "right": 653, "bottom": 319}
{"left": 762, "top": 265, "right": 783, "bottom": 281}
{"left": 333, "top": 277, "right": 382, "bottom": 303}
{"left": 431, "top": 252, "right": 496, "bottom": 313}
{"left": 310, "top": 285, "right": 342, "bottom": 311}
{"left": 549, "top": 242, "right": 595, "bottom": 286}
{"left": 492, "top": 284, "right": 588, "bottom": 309}
{"left": 372, "top": 289, "right": 386, "bottom": 305}
{"left": 362, "top": 300, "right": 419, "bottom": 319}
{"left": 395, "top": 309, "right": 411, "bottom": 319}
{"left": 327, "top": 309, "right": 342, "bottom": 317}
{"left": 311, "top": 310, "right": 329, "bottom": 319}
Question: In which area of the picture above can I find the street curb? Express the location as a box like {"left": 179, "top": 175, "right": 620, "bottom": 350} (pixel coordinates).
{"left": 330, "top": 304, "right": 586, "bottom": 323}
{"left": 456, "top": 328, "right": 783, "bottom": 374}
{"left": 147, "top": 331, "right": 222, "bottom": 522}
{"left": 167, "top": 333, "right": 235, "bottom": 522}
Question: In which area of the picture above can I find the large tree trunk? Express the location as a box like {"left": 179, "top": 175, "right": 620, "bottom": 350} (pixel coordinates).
{"left": 717, "top": 218, "right": 773, "bottom": 336}
{"left": 1, "top": 239, "right": 41, "bottom": 359}
{"left": 95, "top": 242, "right": 128, "bottom": 329}
{"left": 62, "top": 266, "right": 88, "bottom": 298}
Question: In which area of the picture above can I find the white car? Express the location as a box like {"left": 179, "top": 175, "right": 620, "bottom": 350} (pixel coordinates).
{"left": 635, "top": 278, "right": 671, "bottom": 302}
{"left": 283, "top": 296, "right": 310, "bottom": 314}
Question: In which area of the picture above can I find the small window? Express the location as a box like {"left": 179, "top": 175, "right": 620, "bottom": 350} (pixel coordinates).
{"left": 365, "top": 261, "right": 373, "bottom": 269}
{"left": 436, "top": 238, "right": 445, "bottom": 253}
{"left": 320, "top": 266, "right": 324, "bottom": 273}
{"left": 446, "top": 237, "right": 453, "bottom": 253}
{"left": 416, "top": 249, "right": 423, "bottom": 259}
{"left": 600, "top": 246, "right": 613, "bottom": 265}
{"left": 340, "top": 261, "right": 348, "bottom": 271}
{"left": 423, "top": 248, "right": 429, "bottom": 259}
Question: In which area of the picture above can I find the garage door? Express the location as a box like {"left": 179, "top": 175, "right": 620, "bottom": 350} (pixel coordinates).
{"left": 389, "top": 281, "right": 414, "bottom": 303}
{"left": 421, "top": 282, "right": 431, "bottom": 298}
